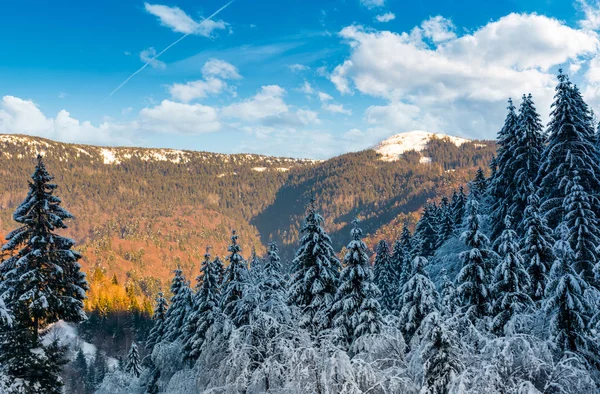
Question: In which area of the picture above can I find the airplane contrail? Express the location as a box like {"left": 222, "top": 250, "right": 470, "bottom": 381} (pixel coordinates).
{"left": 105, "top": 0, "right": 235, "bottom": 100}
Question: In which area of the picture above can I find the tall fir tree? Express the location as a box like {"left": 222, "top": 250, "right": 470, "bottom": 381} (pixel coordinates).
{"left": 489, "top": 99, "right": 520, "bottom": 243}
{"left": 259, "top": 242, "right": 290, "bottom": 320}
{"left": 162, "top": 268, "right": 193, "bottom": 342}
{"left": 185, "top": 250, "right": 222, "bottom": 362}
{"left": 456, "top": 199, "right": 495, "bottom": 320}
{"left": 0, "top": 155, "right": 88, "bottom": 393}
{"left": 125, "top": 342, "right": 142, "bottom": 378}
{"left": 521, "top": 185, "right": 554, "bottom": 302}
{"left": 440, "top": 269, "right": 457, "bottom": 317}
{"left": 221, "top": 230, "right": 250, "bottom": 327}
{"left": 545, "top": 224, "right": 593, "bottom": 353}
{"left": 373, "top": 240, "right": 398, "bottom": 314}
{"left": 491, "top": 216, "right": 533, "bottom": 334}
{"left": 398, "top": 256, "right": 439, "bottom": 342}
{"left": 469, "top": 167, "right": 488, "bottom": 203}
{"left": 438, "top": 197, "right": 455, "bottom": 247}
{"left": 451, "top": 186, "right": 468, "bottom": 228}
{"left": 331, "top": 220, "right": 383, "bottom": 350}
{"left": 413, "top": 203, "right": 439, "bottom": 258}
{"left": 537, "top": 70, "right": 600, "bottom": 229}
{"left": 288, "top": 199, "right": 341, "bottom": 334}
{"left": 146, "top": 292, "right": 168, "bottom": 352}
{"left": 510, "top": 94, "right": 545, "bottom": 234}
{"left": 563, "top": 171, "right": 600, "bottom": 285}
{"left": 397, "top": 223, "right": 414, "bottom": 287}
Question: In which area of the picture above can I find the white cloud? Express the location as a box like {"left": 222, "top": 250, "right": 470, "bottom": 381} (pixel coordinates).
{"left": 296, "top": 109, "right": 321, "bottom": 125}
{"left": 375, "top": 13, "right": 396, "bottom": 23}
{"left": 202, "top": 59, "right": 241, "bottom": 79}
{"left": 323, "top": 103, "right": 352, "bottom": 115}
{"left": 420, "top": 16, "right": 456, "bottom": 43}
{"left": 139, "top": 100, "right": 221, "bottom": 134}
{"left": 331, "top": 13, "right": 600, "bottom": 139}
{"left": 578, "top": 0, "right": 600, "bottom": 30}
{"left": 299, "top": 81, "right": 314, "bottom": 95}
{"left": 140, "top": 47, "right": 166, "bottom": 69}
{"left": 169, "top": 78, "right": 228, "bottom": 102}
{"left": 144, "top": 3, "right": 228, "bottom": 37}
{"left": 0, "top": 96, "right": 134, "bottom": 145}
{"left": 318, "top": 91, "right": 333, "bottom": 101}
{"left": 122, "top": 107, "right": 133, "bottom": 115}
{"left": 360, "top": 0, "right": 385, "bottom": 9}
{"left": 168, "top": 59, "right": 240, "bottom": 102}
{"left": 289, "top": 64, "right": 309, "bottom": 72}
{"left": 222, "top": 85, "right": 288, "bottom": 121}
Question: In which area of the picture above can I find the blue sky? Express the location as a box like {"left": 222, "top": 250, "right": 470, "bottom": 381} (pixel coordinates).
{"left": 1, "top": 0, "right": 600, "bottom": 158}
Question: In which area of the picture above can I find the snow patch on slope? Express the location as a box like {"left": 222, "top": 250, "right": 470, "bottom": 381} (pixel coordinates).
{"left": 374, "top": 130, "right": 471, "bottom": 162}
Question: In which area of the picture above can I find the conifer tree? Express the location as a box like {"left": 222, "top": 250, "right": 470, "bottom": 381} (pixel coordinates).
{"left": 510, "top": 94, "right": 545, "bottom": 233}
{"left": 398, "top": 256, "right": 439, "bottom": 342}
{"left": 489, "top": 99, "right": 519, "bottom": 242}
{"left": 438, "top": 198, "right": 455, "bottom": 247}
{"left": 563, "top": 171, "right": 600, "bottom": 285}
{"left": 260, "top": 242, "right": 290, "bottom": 319}
{"left": 93, "top": 350, "right": 108, "bottom": 388}
{"left": 331, "top": 220, "right": 383, "bottom": 349}
{"left": 456, "top": 199, "right": 495, "bottom": 320}
{"left": 221, "top": 230, "right": 250, "bottom": 326}
{"left": 162, "top": 268, "right": 193, "bottom": 342}
{"left": 451, "top": 186, "right": 467, "bottom": 228}
{"left": 213, "top": 256, "right": 225, "bottom": 285}
{"left": 373, "top": 240, "right": 398, "bottom": 314}
{"left": 288, "top": 199, "right": 341, "bottom": 334}
{"left": 420, "top": 315, "right": 463, "bottom": 394}
{"left": 440, "top": 269, "right": 457, "bottom": 316}
{"left": 0, "top": 155, "right": 88, "bottom": 392}
{"left": 545, "top": 225, "right": 593, "bottom": 353}
{"left": 414, "top": 203, "right": 439, "bottom": 257}
{"left": 521, "top": 186, "right": 554, "bottom": 302}
{"left": 538, "top": 70, "right": 600, "bottom": 229}
{"left": 491, "top": 216, "right": 533, "bottom": 334}
{"left": 469, "top": 167, "right": 488, "bottom": 203}
{"left": 396, "top": 224, "right": 413, "bottom": 287}
{"left": 185, "top": 250, "right": 221, "bottom": 362}
{"left": 146, "top": 292, "right": 168, "bottom": 352}
{"left": 125, "top": 342, "right": 142, "bottom": 378}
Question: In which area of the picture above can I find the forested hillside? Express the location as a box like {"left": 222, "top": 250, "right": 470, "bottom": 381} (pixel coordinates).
{"left": 0, "top": 133, "right": 495, "bottom": 317}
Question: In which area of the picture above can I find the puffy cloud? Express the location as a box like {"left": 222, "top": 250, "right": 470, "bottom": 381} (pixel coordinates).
{"left": 331, "top": 13, "right": 600, "bottom": 138}
{"left": 296, "top": 109, "right": 321, "bottom": 125}
{"left": 289, "top": 64, "right": 309, "bottom": 72}
{"left": 0, "top": 96, "right": 135, "bottom": 145}
{"left": 578, "top": 0, "right": 600, "bottom": 30}
{"left": 144, "top": 3, "right": 227, "bottom": 37}
{"left": 420, "top": 16, "right": 456, "bottom": 43}
{"left": 322, "top": 103, "right": 352, "bottom": 115}
{"left": 318, "top": 92, "right": 333, "bottom": 101}
{"left": 202, "top": 59, "right": 241, "bottom": 80}
{"left": 375, "top": 13, "right": 396, "bottom": 23}
{"left": 299, "top": 81, "right": 314, "bottom": 95}
{"left": 168, "top": 59, "right": 240, "bottom": 102}
{"left": 140, "top": 47, "right": 166, "bottom": 69}
{"left": 139, "top": 100, "right": 221, "bottom": 134}
{"left": 222, "top": 85, "right": 288, "bottom": 121}
{"left": 360, "top": 0, "right": 385, "bottom": 9}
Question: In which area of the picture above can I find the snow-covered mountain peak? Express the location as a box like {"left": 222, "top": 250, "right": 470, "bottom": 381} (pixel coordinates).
{"left": 373, "top": 130, "right": 471, "bottom": 162}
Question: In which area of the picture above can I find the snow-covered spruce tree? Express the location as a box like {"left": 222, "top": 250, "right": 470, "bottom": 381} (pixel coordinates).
{"left": 521, "top": 184, "right": 554, "bottom": 302}
{"left": 249, "top": 247, "right": 264, "bottom": 285}
{"left": 414, "top": 203, "right": 439, "bottom": 258}
{"left": 260, "top": 242, "right": 290, "bottom": 320}
{"left": 420, "top": 313, "right": 463, "bottom": 394}
{"left": 456, "top": 199, "right": 495, "bottom": 321}
{"left": 125, "top": 342, "right": 142, "bottom": 378}
{"left": 451, "top": 186, "right": 467, "bottom": 228}
{"left": 146, "top": 291, "right": 168, "bottom": 352}
{"left": 398, "top": 256, "right": 439, "bottom": 343}
{"left": 469, "top": 167, "right": 489, "bottom": 204}
{"left": 373, "top": 240, "right": 398, "bottom": 314}
{"left": 288, "top": 199, "right": 341, "bottom": 334}
{"left": 438, "top": 198, "right": 455, "bottom": 247}
{"left": 491, "top": 216, "right": 533, "bottom": 334}
{"left": 489, "top": 99, "right": 520, "bottom": 243}
{"left": 397, "top": 223, "right": 414, "bottom": 286}
{"left": 162, "top": 267, "right": 193, "bottom": 342}
{"left": 186, "top": 253, "right": 221, "bottom": 363}
{"left": 563, "top": 170, "right": 600, "bottom": 285}
{"left": 538, "top": 70, "right": 600, "bottom": 229}
{"left": 545, "top": 224, "right": 593, "bottom": 354}
{"left": 221, "top": 230, "right": 250, "bottom": 327}
{"left": 510, "top": 94, "right": 545, "bottom": 234}
{"left": 331, "top": 219, "right": 383, "bottom": 351}
{"left": 440, "top": 269, "right": 457, "bottom": 317}
{"left": 0, "top": 155, "right": 88, "bottom": 393}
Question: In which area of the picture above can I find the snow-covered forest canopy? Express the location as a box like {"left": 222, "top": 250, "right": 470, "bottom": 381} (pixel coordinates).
{"left": 2, "top": 69, "right": 600, "bottom": 393}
